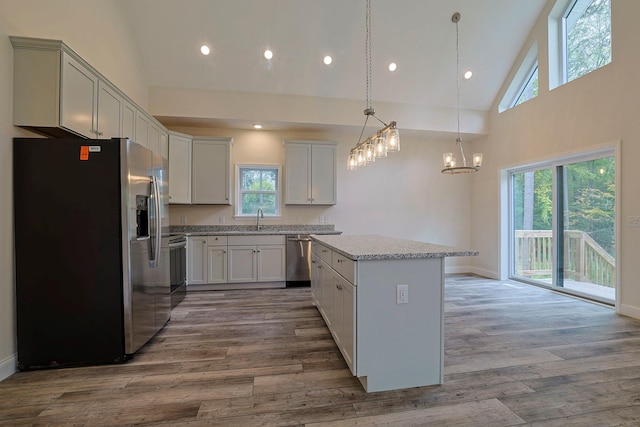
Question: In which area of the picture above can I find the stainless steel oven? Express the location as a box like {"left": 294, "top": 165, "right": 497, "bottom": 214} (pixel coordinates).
{"left": 169, "top": 234, "right": 187, "bottom": 308}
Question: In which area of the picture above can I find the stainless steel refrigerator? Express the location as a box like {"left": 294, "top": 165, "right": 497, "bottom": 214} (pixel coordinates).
{"left": 13, "top": 137, "right": 170, "bottom": 370}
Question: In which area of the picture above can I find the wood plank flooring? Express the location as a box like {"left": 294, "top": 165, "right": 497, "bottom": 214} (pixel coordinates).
{"left": 2, "top": 275, "right": 640, "bottom": 426}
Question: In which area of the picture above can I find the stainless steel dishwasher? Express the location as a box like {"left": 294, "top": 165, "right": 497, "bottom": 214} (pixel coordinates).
{"left": 286, "top": 234, "right": 312, "bottom": 287}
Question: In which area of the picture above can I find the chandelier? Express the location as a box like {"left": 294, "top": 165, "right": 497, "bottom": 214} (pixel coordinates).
{"left": 347, "top": 0, "right": 399, "bottom": 171}
{"left": 442, "top": 12, "right": 482, "bottom": 174}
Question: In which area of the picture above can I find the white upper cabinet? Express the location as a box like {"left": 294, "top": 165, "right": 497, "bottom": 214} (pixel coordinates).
{"left": 10, "top": 36, "right": 169, "bottom": 154}
{"left": 135, "top": 110, "right": 150, "bottom": 149}
{"left": 96, "top": 80, "right": 123, "bottom": 139}
{"left": 60, "top": 52, "right": 98, "bottom": 138}
{"left": 168, "top": 132, "right": 192, "bottom": 204}
{"left": 191, "top": 137, "right": 232, "bottom": 205}
{"left": 122, "top": 100, "right": 136, "bottom": 142}
{"left": 285, "top": 141, "right": 337, "bottom": 205}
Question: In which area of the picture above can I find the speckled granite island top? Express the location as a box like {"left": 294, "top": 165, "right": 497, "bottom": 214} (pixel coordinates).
{"left": 311, "top": 234, "right": 479, "bottom": 260}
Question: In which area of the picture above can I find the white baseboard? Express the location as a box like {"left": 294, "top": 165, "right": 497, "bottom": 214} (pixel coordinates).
{"left": 444, "top": 265, "right": 498, "bottom": 279}
{"left": 618, "top": 304, "right": 640, "bottom": 320}
{"left": 468, "top": 266, "right": 500, "bottom": 280}
{"left": 0, "top": 353, "right": 16, "bottom": 382}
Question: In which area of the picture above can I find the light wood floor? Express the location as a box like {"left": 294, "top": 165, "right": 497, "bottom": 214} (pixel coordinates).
{"left": 2, "top": 275, "right": 640, "bottom": 426}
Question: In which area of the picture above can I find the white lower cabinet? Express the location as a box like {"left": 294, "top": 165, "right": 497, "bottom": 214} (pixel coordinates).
{"left": 311, "top": 240, "right": 445, "bottom": 393}
{"left": 227, "top": 235, "right": 286, "bottom": 283}
{"left": 227, "top": 245, "right": 257, "bottom": 283}
{"left": 188, "top": 234, "right": 285, "bottom": 287}
{"left": 207, "top": 236, "right": 227, "bottom": 283}
{"left": 311, "top": 248, "right": 356, "bottom": 374}
{"left": 333, "top": 273, "right": 356, "bottom": 369}
{"left": 187, "top": 236, "right": 208, "bottom": 285}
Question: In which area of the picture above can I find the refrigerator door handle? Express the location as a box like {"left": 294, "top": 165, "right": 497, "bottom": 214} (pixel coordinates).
{"left": 151, "top": 175, "right": 161, "bottom": 266}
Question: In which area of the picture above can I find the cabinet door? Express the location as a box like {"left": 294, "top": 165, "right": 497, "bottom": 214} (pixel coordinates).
{"left": 207, "top": 246, "right": 227, "bottom": 283}
{"left": 319, "top": 260, "right": 334, "bottom": 327}
{"left": 285, "top": 143, "right": 312, "bottom": 204}
{"left": 160, "top": 131, "right": 169, "bottom": 160}
{"left": 60, "top": 52, "right": 97, "bottom": 138}
{"left": 339, "top": 276, "right": 356, "bottom": 373}
{"left": 168, "top": 133, "right": 192, "bottom": 204}
{"left": 148, "top": 122, "right": 161, "bottom": 154}
{"left": 332, "top": 275, "right": 344, "bottom": 347}
{"left": 192, "top": 139, "right": 231, "bottom": 204}
{"left": 311, "top": 144, "right": 337, "bottom": 205}
{"left": 187, "top": 237, "right": 208, "bottom": 285}
{"left": 135, "top": 111, "right": 149, "bottom": 149}
{"left": 122, "top": 101, "right": 136, "bottom": 141}
{"left": 257, "top": 245, "right": 285, "bottom": 282}
{"left": 228, "top": 246, "right": 257, "bottom": 282}
{"left": 311, "top": 255, "right": 322, "bottom": 306}
{"left": 96, "top": 80, "right": 122, "bottom": 138}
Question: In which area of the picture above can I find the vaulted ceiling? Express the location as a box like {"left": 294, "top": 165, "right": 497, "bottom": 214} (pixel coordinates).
{"left": 118, "top": 0, "right": 547, "bottom": 134}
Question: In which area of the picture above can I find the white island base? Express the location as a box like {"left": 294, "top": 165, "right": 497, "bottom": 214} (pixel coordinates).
{"left": 311, "top": 235, "right": 478, "bottom": 392}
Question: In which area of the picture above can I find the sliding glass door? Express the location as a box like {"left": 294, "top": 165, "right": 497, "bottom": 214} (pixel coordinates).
{"left": 510, "top": 152, "right": 616, "bottom": 303}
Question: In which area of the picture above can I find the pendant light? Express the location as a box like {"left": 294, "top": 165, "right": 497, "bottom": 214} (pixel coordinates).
{"left": 347, "top": 0, "right": 399, "bottom": 171}
{"left": 442, "top": 12, "right": 482, "bottom": 174}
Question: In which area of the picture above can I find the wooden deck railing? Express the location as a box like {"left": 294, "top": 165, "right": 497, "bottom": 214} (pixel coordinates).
{"left": 514, "top": 230, "right": 615, "bottom": 288}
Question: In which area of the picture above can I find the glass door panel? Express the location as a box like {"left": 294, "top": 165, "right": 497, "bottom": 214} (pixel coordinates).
{"left": 560, "top": 157, "right": 615, "bottom": 301}
{"left": 512, "top": 168, "right": 554, "bottom": 284}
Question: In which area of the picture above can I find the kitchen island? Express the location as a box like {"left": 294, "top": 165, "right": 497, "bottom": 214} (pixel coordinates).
{"left": 311, "top": 234, "right": 478, "bottom": 392}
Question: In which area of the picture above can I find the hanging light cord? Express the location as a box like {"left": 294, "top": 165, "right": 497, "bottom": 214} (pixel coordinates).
{"left": 365, "top": 0, "right": 372, "bottom": 112}
{"left": 454, "top": 14, "right": 468, "bottom": 167}
{"left": 363, "top": 0, "right": 386, "bottom": 128}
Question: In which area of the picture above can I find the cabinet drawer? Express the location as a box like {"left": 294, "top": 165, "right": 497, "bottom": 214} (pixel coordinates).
{"left": 207, "top": 235, "right": 227, "bottom": 246}
{"left": 228, "top": 235, "right": 285, "bottom": 246}
{"left": 332, "top": 252, "right": 355, "bottom": 284}
{"left": 315, "top": 243, "right": 333, "bottom": 264}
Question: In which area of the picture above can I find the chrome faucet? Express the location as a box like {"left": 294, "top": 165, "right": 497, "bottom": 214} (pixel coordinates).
{"left": 256, "top": 208, "right": 264, "bottom": 231}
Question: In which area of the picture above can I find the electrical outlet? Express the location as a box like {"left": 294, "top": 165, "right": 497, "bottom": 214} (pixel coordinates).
{"left": 629, "top": 216, "right": 640, "bottom": 227}
{"left": 180, "top": 215, "right": 187, "bottom": 225}
{"left": 396, "top": 285, "right": 408, "bottom": 304}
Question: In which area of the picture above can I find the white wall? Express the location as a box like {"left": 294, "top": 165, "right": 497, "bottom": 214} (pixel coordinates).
{"left": 169, "top": 127, "right": 475, "bottom": 275}
{"left": 0, "top": 0, "right": 149, "bottom": 380}
{"left": 471, "top": 0, "right": 640, "bottom": 317}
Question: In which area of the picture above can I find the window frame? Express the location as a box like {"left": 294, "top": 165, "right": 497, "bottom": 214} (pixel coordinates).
{"left": 560, "top": 0, "right": 611, "bottom": 84}
{"left": 234, "top": 164, "right": 282, "bottom": 218}
{"left": 498, "top": 42, "right": 538, "bottom": 112}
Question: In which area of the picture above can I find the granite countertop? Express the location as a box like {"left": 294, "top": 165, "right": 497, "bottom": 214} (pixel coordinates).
{"left": 170, "top": 224, "right": 341, "bottom": 237}
{"left": 311, "top": 234, "right": 479, "bottom": 260}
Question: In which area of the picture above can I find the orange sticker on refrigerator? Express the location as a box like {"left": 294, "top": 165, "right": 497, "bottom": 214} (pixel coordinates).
{"left": 80, "top": 146, "right": 89, "bottom": 161}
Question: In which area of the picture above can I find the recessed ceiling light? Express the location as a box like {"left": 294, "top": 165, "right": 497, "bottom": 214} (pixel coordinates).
{"left": 323, "top": 55, "right": 333, "bottom": 65}
{"left": 200, "top": 45, "right": 210, "bottom": 56}
{"left": 464, "top": 70, "right": 473, "bottom": 79}
{"left": 388, "top": 62, "right": 397, "bottom": 72}
{"left": 264, "top": 49, "right": 273, "bottom": 60}
{"left": 253, "top": 124, "right": 263, "bottom": 129}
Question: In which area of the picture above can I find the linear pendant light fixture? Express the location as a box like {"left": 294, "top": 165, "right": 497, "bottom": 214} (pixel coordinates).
{"left": 347, "top": 0, "right": 399, "bottom": 171}
{"left": 442, "top": 12, "right": 483, "bottom": 174}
